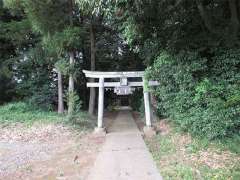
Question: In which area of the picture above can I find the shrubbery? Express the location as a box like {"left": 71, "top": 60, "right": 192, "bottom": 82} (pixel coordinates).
{"left": 146, "top": 50, "right": 240, "bottom": 139}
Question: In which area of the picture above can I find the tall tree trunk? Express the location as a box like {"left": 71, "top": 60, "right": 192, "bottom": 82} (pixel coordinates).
{"left": 67, "top": 0, "right": 76, "bottom": 115}
{"left": 196, "top": 0, "right": 217, "bottom": 34}
{"left": 229, "top": 0, "right": 239, "bottom": 40}
{"left": 68, "top": 52, "right": 75, "bottom": 114}
{"left": 82, "top": 40, "right": 88, "bottom": 109}
{"left": 88, "top": 23, "right": 96, "bottom": 115}
{"left": 58, "top": 70, "right": 64, "bottom": 114}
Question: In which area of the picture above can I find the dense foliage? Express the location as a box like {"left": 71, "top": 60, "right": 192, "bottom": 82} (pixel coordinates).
{"left": 146, "top": 50, "right": 240, "bottom": 139}
{"left": 0, "top": 0, "right": 141, "bottom": 111}
{"left": 117, "top": 0, "right": 240, "bottom": 139}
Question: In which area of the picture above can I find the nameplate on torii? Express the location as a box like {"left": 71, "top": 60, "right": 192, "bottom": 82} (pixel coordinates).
{"left": 114, "top": 86, "right": 135, "bottom": 95}
{"left": 114, "top": 77, "right": 134, "bottom": 95}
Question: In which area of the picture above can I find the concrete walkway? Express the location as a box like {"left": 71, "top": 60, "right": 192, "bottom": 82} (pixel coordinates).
{"left": 87, "top": 110, "right": 162, "bottom": 180}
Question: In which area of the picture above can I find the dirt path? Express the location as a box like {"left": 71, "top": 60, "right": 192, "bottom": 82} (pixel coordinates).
{"left": 0, "top": 123, "right": 105, "bottom": 180}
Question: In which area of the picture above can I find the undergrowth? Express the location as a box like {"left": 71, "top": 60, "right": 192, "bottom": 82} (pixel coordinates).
{"left": 0, "top": 102, "right": 95, "bottom": 129}
{"left": 146, "top": 120, "right": 240, "bottom": 180}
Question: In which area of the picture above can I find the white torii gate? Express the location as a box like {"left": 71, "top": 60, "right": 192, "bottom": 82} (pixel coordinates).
{"left": 83, "top": 70, "right": 159, "bottom": 135}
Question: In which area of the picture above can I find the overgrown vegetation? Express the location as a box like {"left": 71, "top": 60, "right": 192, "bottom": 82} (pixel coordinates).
{"left": 146, "top": 120, "right": 240, "bottom": 180}
{"left": 146, "top": 50, "right": 240, "bottom": 139}
{"left": 118, "top": 0, "right": 240, "bottom": 140}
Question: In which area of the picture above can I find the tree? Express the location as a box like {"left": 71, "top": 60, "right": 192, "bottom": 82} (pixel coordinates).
{"left": 0, "top": 0, "right": 35, "bottom": 104}
{"left": 76, "top": 0, "right": 115, "bottom": 115}
{"left": 22, "top": 0, "right": 83, "bottom": 114}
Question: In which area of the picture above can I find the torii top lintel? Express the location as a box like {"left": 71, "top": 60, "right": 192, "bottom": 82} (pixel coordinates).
{"left": 83, "top": 70, "right": 145, "bottom": 78}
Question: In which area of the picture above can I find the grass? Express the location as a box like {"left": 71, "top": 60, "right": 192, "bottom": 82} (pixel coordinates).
{"left": 146, "top": 120, "right": 240, "bottom": 180}
{"left": 0, "top": 102, "right": 95, "bottom": 129}
{"left": 0, "top": 102, "right": 63, "bottom": 125}
{"left": 215, "top": 135, "right": 240, "bottom": 154}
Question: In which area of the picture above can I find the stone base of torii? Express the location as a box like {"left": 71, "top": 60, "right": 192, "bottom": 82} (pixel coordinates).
{"left": 83, "top": 70, "right": 159, "bottom": 137}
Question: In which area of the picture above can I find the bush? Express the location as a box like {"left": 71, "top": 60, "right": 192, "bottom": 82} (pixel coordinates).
{"left": 27, "top": 83, "right": 56, "bottom": 111}
{"left": 146, "top": 50, "right": 240, "bottom": 139}
{"left": 67, "top": 91, "right": 83, "bottom": 121}
{"left": 15, "top": 46, "right": 57, "bottom": 111}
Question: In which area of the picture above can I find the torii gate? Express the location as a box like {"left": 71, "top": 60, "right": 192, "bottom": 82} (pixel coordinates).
{"left": 83, "top": 70, "right": 159, "bottom": 135}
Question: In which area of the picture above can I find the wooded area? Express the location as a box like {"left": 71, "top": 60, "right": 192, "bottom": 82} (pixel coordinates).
{"left": 0, "top": 0, "right": 239, "bottom": 139}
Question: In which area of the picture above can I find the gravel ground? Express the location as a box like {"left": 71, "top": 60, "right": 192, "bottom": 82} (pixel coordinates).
{"left": 0, "top": 123, "right": 105, "bottom": 180}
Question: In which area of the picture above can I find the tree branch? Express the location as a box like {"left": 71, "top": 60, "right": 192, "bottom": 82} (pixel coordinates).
{"left": 195, "top": 0, "right": 217, "bottom": 34}
{"left": 168, "top": 0, "right": 183, "bottom": 11}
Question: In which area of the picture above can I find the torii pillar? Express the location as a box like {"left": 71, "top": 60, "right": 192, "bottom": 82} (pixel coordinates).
{"left": 95, "top": 77, "right": 106, "bottom": 134}
{"left": 142, "top": 78, "right": 156, "bottom": 137}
